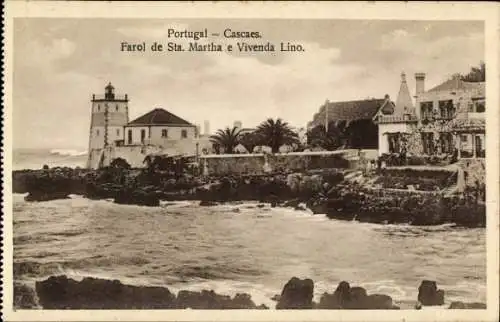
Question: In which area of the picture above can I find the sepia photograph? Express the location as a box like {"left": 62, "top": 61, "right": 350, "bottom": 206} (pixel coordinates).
{"left": 2, "top": 1, "right": 499, "bottom": 322}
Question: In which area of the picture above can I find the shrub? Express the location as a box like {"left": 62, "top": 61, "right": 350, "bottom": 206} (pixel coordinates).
{"left": 110, "top": 157, "right": 131, "bottom": 170}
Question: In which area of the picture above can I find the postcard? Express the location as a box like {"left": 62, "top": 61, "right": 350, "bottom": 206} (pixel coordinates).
{"left": 2, "top": 1, "right": 499, "bottom": 321}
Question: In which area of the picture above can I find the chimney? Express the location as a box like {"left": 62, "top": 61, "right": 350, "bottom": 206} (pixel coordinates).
{"left": 415, "top": 73, "right": 426, "bottom": 95}
{"left": 195, "top": 124, "right": 201, "bottom": 138}
{"left": 233, "top": 120, "right": 242, "bottom": 130}
{"left": 204, "top": 120, "right": 210, "bottom": 135}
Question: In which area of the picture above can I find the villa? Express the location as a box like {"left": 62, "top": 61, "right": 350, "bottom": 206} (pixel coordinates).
{"left": 374, "top": 72, "right": 485, "bottom": 160}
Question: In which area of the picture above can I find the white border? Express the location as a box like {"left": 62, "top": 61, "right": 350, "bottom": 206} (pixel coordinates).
{"left": 2, "top": 1, "right": 499, "bottom": 321}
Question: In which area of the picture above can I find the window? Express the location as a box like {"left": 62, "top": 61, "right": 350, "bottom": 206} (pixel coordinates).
{"left": 161, "top": 129, "right": 168, "bottom": 138}
{"left": 96, "top": 129, "right": 100, "bottom": 136}
{"left": 116, "top": 129, "right": 120, "bottom": 136}
{"left": 438, "top": 100, "right": 454, "bottom": 119}
{"left": 460, "top": 134, "right": 473, "bottom": 158}
{"left": 141, "top": 129, "right": 146, "bottom": 143}
{"left": 469, "top": 99, "right": 485, "bottom": 113}
{"left": 475, "top": 134, "right": 485, "bottom": 158}
{"left": 97, "top": 104, "right": 100, "bottom": 112}
{"left": 473, "top": 99, "right": 485, "bottom": 113}
{"left": 420, "top": 102, "right": 433, "bottom": 120}
{"left": 421, "top": 132, "right": 435, "bottom": 155}
{"left": 439, "top": 132, "right": 453, "bottom": 154}
{"left": 387, "top": 133, "right": 401, "bottom": 153}
{"left": 181, "top": 129, "right": 188, "bottom": 139}
{"left": 116, "top": 105, "right": 119, "bottom": 112}
{"left": 127, "top": 129, "right": 132, "bottom": 144}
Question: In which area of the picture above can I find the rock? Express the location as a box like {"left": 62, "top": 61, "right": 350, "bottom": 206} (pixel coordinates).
{"left": 282, "top": 198, "right": 300, "bottom": 208}
{"left": 344, "top": 286, "right": 368, "bottom": 309}
{"left": 418, "top": 280, "right": 445, "bottom": 306}
{"left": 448, "top": 301, "right": 486, "bottom": 309}
{"left": 114, "top": 189, "right": 160, "bottom": 207}
{"left": 199, "top": 200, "right": 218, "bottom": 206}
{"left": 318, "top": 281, "right": 396, "bottom": 310}
{"left": 25, "top": 191, "right": 70, "bottom": 202}
{"left": 36, "top": 275, "right": 176, "bottom": 309}
{"left": 14, "top": 283, "right": 38, "bottom": 309}
{"left": 231, "top": 293, "right": 257, "bottom": 309}
{"left": 175, "top": 290, "right": 258, "bottom": 309}
{"left": 364, "top": 294, "right": 397, "bottom": 309}
{"left": 271, "top": 294, "right": 281, "bottom": 302}
{"left": 294, "top": 204, "right": 307, "bottom": 211}
{"left": 276, "top": 277, "right": 314, "bottom": 309}
{"left": 35, "top": 275, "right": 268, "bottom": 309}
{"left": 175, "top": 290, "right": 230, "bottom": 309}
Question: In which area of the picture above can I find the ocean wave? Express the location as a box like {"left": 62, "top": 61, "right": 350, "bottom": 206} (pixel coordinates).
{"left": 50, "top": 149, "right": 88, "bottom": 157}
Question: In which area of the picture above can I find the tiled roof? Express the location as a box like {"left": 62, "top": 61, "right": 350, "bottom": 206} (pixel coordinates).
{"left": 309, "top": 98, "right": 385, "bottom": 127}
{"left": 428, "top": 77, "right": 485, "bottom": 96}
{"left": 127, "top": 108, "right": 194, "bottom": 127}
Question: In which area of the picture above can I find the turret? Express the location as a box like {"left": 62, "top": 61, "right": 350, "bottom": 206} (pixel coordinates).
{"left": 87, "top": 83, "right": 130, "bottom": 168}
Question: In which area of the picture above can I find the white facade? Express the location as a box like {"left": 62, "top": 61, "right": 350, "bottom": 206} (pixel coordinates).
{"left": 87, "top": 84, "right": 129, "bottom": 152}
{"left": 378, "top": 122, "right": 415, "bottom": 155}
{"left": 123, "top": 125, "right": 196, "bottom": 146}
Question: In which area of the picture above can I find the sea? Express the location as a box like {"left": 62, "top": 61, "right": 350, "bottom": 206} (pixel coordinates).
{"left": 12, "top": 148, "right": 88, "bottom": 171}
{"left": 11, "top": 149, "right": 487, "bottom": 309}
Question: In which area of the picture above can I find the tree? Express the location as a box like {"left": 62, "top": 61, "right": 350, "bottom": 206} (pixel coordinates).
{"left": 110, "top": 157, "right": 131, "bottom": 170}
{"left": 209, "top": 127, "right": 241, "bottom": 154}
{"left": 306, "top": 121, "right": 346, "bottom": 150}
{"left": 254, "top": 118, "right": 300, "bottom": 153}
{"left": 461, "top": 61, "right": 485, "bottom": 82}
{"left": 239, "top": 131, "right": 263, "bottom": 153}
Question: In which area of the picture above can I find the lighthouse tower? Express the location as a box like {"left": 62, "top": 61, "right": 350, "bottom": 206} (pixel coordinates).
{"left": 87, "top": 82, "right": 129, "bottom": 154}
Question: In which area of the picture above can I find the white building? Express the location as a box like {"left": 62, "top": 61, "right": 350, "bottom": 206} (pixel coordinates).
{"left": 87, "top": 83, "right": 212, "bottom": 168}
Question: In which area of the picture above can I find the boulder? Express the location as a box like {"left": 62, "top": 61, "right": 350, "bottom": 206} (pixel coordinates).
{"left": 276, "top": 277, "right": 314, "bottom": 309}
{"left": 448, "top": 301, "right": 486, "bottom": 309}
{"left": 418, "top": 280, "right": 445, "bottom": 306}
{"left": 317, "top": 281, "right": 397, "bottom": 310}
{"left": 199, "top": 200, "right": 218, "bottom": 207}
{"left": 175, "top": 290, "right": 259, "bottom": 309}
{"left": 318, "top": 281, "right": 350, "bottom": 309}
{"left": 35, "top": 275, "right": 176, "bottom": 309}
{"left": 14, "top": 283, "right": 38, "bottom": 309}
{"left": 114, "top": 189, "right": 160, "bottom": 207}
{"left": 175, "top": 290, "right": 230, "bottom": 309}
{"left": 282, "top": 198, "right": 300, "bottom": 208}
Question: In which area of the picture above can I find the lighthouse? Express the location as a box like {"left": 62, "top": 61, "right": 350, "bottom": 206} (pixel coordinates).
{"left": 87, "top": 83, "right": 129, "bottom": 165}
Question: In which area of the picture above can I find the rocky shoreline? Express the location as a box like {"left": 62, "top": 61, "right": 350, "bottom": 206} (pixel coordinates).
{"left": 13, "top": 166, "right": 486, "bottom": 227}
{"left": 14, "top": 275, "right": 485, "bottom": 310}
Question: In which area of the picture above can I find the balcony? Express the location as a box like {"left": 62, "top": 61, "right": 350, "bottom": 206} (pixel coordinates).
{"left": 92, "top": 94, "right": 128, "bottom": 101}
{"left": 377, "top": 114, "right": 418, "bottom": 124}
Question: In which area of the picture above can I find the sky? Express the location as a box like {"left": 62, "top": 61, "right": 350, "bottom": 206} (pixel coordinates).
{"left": 13, "top": 18, "right": 484, "bottom": 150}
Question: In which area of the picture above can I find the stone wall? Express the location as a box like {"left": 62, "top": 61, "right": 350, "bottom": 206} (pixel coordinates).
{"left": 200, "top": 151, "right": 355, "bottom": 176}
{"left": 87, "top": 136, "right": 213, "bottom": 169}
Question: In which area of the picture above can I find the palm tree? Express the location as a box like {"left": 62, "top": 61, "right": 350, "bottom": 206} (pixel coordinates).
{"left": 209, "top": 127, "right": 241, "bottom": 154}
{"left": 255, "top": 118, "right": 299, "bottom": 153}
